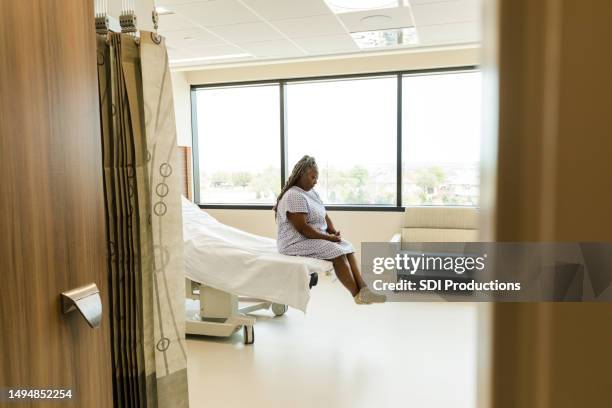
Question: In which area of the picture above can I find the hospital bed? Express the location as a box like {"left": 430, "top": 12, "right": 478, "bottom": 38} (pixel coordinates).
{"left": 182, "top": 197, "right": 332, "bottom": 344}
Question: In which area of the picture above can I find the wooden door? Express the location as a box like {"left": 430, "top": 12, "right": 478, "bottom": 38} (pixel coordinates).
{"left": 482, "top": 1, "right": 612, "bottom": 407}
{"left": 0, "top": 1, "right": 113, "bottom": 407}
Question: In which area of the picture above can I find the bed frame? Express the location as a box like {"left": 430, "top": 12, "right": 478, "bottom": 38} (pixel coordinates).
{"left": 177, "top": 147, "right": 322, "bottom": 344}
{"left": 185, "top": 273, "right": 318, "bottom": 345}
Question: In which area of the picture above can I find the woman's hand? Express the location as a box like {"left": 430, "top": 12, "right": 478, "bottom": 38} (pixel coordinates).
{"left": 326, "top": 233, "right": 341, "bottom": 242}
{"left": 325, "top": 214, "right": 341, "bottom": 238}
{"left": 288, "top": 212, "right": 341, "bottom": 242}
{"left": 326, "top": 226, "right": 341, "bottom": 236}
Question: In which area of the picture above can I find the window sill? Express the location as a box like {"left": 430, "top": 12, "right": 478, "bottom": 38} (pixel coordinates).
{"left": 197, "top": 204, "right": 406, "bottom": 212}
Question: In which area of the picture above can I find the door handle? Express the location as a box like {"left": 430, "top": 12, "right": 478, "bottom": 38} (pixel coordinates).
{"left": 61, "top": 283, "right": 102, "bottom": 328}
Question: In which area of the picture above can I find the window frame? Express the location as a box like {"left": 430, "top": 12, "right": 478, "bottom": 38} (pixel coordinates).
{"left": 190, "top": 66, "right": 479, "bottom": 211}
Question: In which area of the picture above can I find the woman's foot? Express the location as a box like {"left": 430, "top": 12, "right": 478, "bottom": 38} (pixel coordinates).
{"left": 354, "top": 291, "right": 371, "bottom": 304}
{"left": 354, "top": 287, "right": 387, "bottom": 304}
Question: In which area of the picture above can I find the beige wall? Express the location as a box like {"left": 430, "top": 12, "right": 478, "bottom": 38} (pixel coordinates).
{"left": 171, "top": 46, "right": 481, "bottom": 259}
{"left": 171, "top": 71, "right": 192, "bottom": 146}
{"left": 184, "top": 46, "right": 480, "bottom": 84}
{"left": 171, "top": 45, "right": 480, "bottom": 147}
{"left": 206, "top": 208, "right": 404, "bottom": 261}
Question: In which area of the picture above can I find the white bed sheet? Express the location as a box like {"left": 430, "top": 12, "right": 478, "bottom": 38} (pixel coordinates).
{"left": 182, "top": 197, "right": 333, "bottom": 312}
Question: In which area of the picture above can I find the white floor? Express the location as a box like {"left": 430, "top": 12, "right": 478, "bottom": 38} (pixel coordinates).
{"left": 186, "top": 274, "right": 479, "bottom": 408}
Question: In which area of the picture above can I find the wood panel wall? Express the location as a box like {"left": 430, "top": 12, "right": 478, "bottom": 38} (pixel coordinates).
{"left": 0, "top": 1, "right": 113, "bottom": 406}
{"left": 177, "top": 146, "right": 193, "bottom": 200}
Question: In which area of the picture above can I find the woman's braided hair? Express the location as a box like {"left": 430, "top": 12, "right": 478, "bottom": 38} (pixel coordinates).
{"left": 273, "top": 155, "right": 317, "bottom": 215}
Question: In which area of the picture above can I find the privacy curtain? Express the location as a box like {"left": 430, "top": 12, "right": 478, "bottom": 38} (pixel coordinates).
{"left": 96, "top": 30, "right": 189, "bottom": 408}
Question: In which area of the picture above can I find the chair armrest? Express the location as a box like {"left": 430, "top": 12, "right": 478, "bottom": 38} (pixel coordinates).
{"left": 390, "top": 233, "right": 402, "bottom": 243}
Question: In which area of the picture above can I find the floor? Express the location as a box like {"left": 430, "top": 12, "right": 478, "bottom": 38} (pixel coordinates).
{"left": 186, "top": 274, "right": 479, "bottom": 408}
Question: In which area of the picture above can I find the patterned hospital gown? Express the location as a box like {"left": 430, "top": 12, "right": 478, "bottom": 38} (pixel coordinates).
{"left": 276, "top": 186, "right": 355, "bottom": 260}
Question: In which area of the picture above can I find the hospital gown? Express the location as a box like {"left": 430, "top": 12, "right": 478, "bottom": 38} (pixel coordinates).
{"left": 276, "top": 186, "right": 355, "bottom": 260}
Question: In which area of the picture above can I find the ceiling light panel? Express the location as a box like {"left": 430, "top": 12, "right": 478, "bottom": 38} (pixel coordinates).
{"left": 351, "top": 27, "right": 418, "bottom": 48}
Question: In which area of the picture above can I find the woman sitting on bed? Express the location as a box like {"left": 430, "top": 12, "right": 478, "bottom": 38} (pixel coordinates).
{"left": 274, "top": 155, "right": 386, "bottom": 305}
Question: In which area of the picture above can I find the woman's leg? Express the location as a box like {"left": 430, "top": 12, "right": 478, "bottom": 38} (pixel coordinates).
{"left": 332, "top": 255, "right": 359, "bottom": 297}
{"left": 346, "top": 252, "right": 367, "bottom": 290}
{"left": 347, "top": 252, "right": 387, "bottom": 303}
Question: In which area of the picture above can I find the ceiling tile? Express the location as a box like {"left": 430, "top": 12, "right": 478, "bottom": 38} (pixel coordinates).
{"left": 237, "top": 39, "right": 306, "bottom": 58}
{"left": 156, "top": 0, "right": 212, "bottom": 6}
{"left": 292, "top": 34, "right": 359, "bottom": 54}
{"left": 167, "top": 48, "right": 197, "bottom": 61}
{"left": 158, "top": 13, "right": 197, "bottom": 31}
{"left": 271, "top": 15, "right": 347, "bottom": 38}
{"left": 160, "top": 27, "right": 226, "bottom": 47}
{"left": 172, "top": 0, "right": 259, "bottom": 27}
{"left": 326, "top": 0, "right": 399, "bottom": 14}
{"left": 181, "top": 43, "right": 248, "bottom": 57}
{"left": 411, "top": 0, "right": 480, "bottom": 26}
{"left": 339, "top": 6, "right": 414, "bottom": 32}
{"left": 416, "top": 21, "right": 480, "bottom": 45}
{"left": 161, "top": 0, "right": 483, "bottom": 67}
{"left": 408, "top": 0, "right": 461, "bottom": 4}
{"left": 242, "top": 0, "right": 333, "bottom": 21}
{"left": 209, "top": 22, "right": 285, "bottom": 43}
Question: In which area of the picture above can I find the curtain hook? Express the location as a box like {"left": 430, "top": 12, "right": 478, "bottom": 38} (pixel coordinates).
{"left": 151, "top": 9, "right": 162, "bottom": 44}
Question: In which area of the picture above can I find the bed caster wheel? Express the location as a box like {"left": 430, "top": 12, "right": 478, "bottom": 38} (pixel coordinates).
{"left": 271, "top": 303, "right": 288, "bottom": 316}
{"left": 243, "top": 325, "right": 254, "bottom": 345}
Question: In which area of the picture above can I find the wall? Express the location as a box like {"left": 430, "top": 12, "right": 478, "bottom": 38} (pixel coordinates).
{"left": 206, "top": 208, "right": 404, "bottom": 260}
{"left": 171, "top": 45, "right": 480, "bottom": 147}
{"left": 172, "top": 71, "right": 192, "bottom": 147}
{"left": 171, "top": 46, "right": 481, "bottom": 259}
{"left": 184, "top": 45, "right": 480, "bottom": 84}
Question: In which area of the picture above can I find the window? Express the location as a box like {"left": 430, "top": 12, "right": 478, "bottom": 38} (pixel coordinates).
{"left": 402, "top": 72, "right": 482, "bottom": 206}
{"left": 194, "top": 84, "right": 281, "bottom": 204}
{"left": 191, "top": 68, "right": 482, "bottom": 209}
{"left": 286, "top": 77, "right": 397, "bottom": 205}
